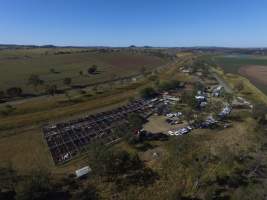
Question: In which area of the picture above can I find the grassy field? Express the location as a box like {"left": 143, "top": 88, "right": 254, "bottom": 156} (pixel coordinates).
{"left": 213, "top": 67, "right": 267, "bottom": 105}
{"left": 0, "top": 48, "right": 167, "bottom": 94}
{"left": 212, "top": 54, "right": 267, "bottom": 95}
{"left": 213, "top": 54, "right": 267, "bottom": 74}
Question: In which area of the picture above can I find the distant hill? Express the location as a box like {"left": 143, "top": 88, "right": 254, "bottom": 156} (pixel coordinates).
{"left": 0, "top": 44, "right": 57, "bottom": 49}
{"left": 1, "top": 44, "right": 267, "bottom": 55}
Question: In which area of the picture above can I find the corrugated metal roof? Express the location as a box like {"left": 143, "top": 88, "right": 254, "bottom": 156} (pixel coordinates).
{"left": 75, "top": 166, "right": 92, "bottom": 178}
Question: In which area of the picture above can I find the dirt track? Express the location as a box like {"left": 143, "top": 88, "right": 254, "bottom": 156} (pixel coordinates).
{"left": 210, "top": 70, "right": 233, "bottom": 93}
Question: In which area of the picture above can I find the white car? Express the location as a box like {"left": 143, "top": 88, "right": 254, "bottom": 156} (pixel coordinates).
{"left": 166, "top": 112, "right": 182, "bottom": 118}
{"left": 174, "top": 131, "right": 183, "bottom": 136}
{"left": 168, "top": 130, "right": 174, "bottom": 136}
{"left": 166, "top": 113, "right": 174, "bottom": 118}
{"left": 187, "top": 126, "right": 193, "bottom": 130}
{"left": 179, "top": 128, "right": 189, "bottom": 134}
{"left": 176, "top": 112, "right": 182, "bottom": 117}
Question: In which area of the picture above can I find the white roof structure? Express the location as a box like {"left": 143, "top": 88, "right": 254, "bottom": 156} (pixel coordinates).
{"left": 213, "top": 85, "right": 223, "bottom": 92}
{"left": 195, "top": 96, "right": 206, "bottom": 100}
{"left": 219, "top": 106, "right": 232, "bottom": 117}
{"left": 236, "top": 97, "right": 253, "bottom": 109}
{"left": 75, "top": 166, "right": 92, "bottom": 178}
{"left": 212, "top": 85, "right": 224, "bottom": 97}
{"left": 167, "top": 97, "right": 180, "bottom": 102}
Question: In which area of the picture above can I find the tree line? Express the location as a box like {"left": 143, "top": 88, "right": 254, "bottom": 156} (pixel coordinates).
{"left": 139, "top": 78, "right": 182, "bottom": 99}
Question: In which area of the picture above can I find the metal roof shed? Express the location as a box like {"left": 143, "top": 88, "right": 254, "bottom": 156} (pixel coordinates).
{"left": 75, "top": 166, "right": 92, "bottom": 178}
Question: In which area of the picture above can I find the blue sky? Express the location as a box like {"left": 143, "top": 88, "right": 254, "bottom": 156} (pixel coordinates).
{"left": 0, "top": 0, "right": 267, "bottom": 47}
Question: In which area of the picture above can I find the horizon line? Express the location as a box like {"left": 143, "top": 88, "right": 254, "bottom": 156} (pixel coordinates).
{"left": 1, "top": 43, "right": 267, "bottom": 49}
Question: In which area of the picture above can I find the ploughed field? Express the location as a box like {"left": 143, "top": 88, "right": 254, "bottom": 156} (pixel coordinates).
{"left": 213, "top": 54, "right": 267, "bottom": 95}
{"left": 239, "top": 65, "right": 267, "bottom": 94}
{"left": 0, "top": 48, "right": 167, "bottom": 94}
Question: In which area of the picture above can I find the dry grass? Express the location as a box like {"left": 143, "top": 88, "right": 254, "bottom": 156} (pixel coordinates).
{"left": 0, "top": 49, "right": 167, "bottom": 92}
{"left": 0, "top": 128, "right": 90, "bottom": 175}
{"left": 91, "top": 116, "right": 258, "bottom": 200}
{"left": 213, "top": 67, "right": 267, "bottom": 105}
{"left": 126, "top": 117, "right": 257, "bottom": 200}
{"left": 0, "top": 129, "right": 52, "bottom": 173}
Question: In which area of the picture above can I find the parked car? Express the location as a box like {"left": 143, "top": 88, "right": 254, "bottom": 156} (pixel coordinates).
{"left": 178, "top": 127, "right": 190, "bottom": 135}
{"left": 168, "top": 130, "right": 174, "bottom": 135}
{"left": 174, "top": 131, "right": 183, "bottom": 136}
{"left": 187, "top": 126, "right": 193, "bottom": 130}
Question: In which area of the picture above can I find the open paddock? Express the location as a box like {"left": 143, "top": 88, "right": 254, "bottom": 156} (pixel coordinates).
{"left": 213, "top": 54, "right": 267, "bottom": 95}
{"left": 239, "top": 65, "right": 267, "bottom": 94}
{"left": 0, "top": 48, "right": 168, "bottom": 94}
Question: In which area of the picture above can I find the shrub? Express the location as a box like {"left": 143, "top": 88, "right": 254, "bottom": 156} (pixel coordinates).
{"left": 234, "top": 80, "right": 244, "bottom": 92}
{"left": 139, "top": 87, "right": 156, "bottom": 99}
{"left": 27, "top": 74, "right": 44, "bottom": 89}
{"left": 15, "top": 170, "right": 52, "bottom": 200}
{"left": 72, "top": 184, "right": 99, "bottom": 200}
{"left": 63, "top": 77, "right": 72, "bottom": 86}
{"left": 158, "top": 80, "right": 180, "bottom": 91}
{"left": 88, "top": 65, "right": 98, "bottom": 74}
{"left": 45, "top": 85, "right": 57, "bottom": 96}
{"left": 6, "top": 87, "right": 22, "bottom": 97}
{"left": 0, "top": 91, "right": 5, "bottom": 98}
{"left": 128, "top": 113, "right": 145, "bottom": 131}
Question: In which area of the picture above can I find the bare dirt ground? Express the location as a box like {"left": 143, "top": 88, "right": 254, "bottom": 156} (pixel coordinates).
{"left": 143, "top": 115, "right": 187, "bottom": 134}
{"left": 239, "top": 65, "right": 267, "bottom": 86}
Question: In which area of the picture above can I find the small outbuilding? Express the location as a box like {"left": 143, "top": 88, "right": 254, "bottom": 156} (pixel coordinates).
{"left": 218, "top": 105, "right": 232, "bottom": 118}
{"left": 75, "top": 166, "right": 92, "bottom": 178}
{"left": 212, "top": 85, "right": 224, "bottom": 97}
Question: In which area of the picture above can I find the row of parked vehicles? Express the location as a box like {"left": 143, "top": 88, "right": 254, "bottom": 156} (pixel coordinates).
{"left": 167, "top": 111, "right": 233, "bottom": 136}
{"left": 168, "top": 126, "right": 193, "bottom": 136}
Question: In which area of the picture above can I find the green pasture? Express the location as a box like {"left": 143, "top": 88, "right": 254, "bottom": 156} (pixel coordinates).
{"left": 212, "top": 54, "right": 267, "bottom": 74}
{"left": 0, "top": 48, "right": 167, "bottom": 93}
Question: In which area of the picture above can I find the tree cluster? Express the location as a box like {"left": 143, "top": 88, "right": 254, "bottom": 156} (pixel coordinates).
{"left": 158, "top": 80, "right": 181, "bottom": 92}
{"left": 252, "top": 104, "right": 267, "bottom": 124}
{"left": 28, "top": 74, "right": 44, "bottom": 89}
{"left": 139, "top": 87, "right": 157, "bottom": 99}
{"left": 0, "top": 167, "right": 100, "bottom": 200}
{"left": 87, "top": 65, "right": 98, "bottom": 74}
{"left": 87, "top": 145, "right": 158, "bottom": 190}
{"left": 6, "top": 87, "right": 23, "bottom": 97}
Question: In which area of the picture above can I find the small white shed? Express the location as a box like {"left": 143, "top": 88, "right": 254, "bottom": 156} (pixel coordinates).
{"left": 75, "top": 166, "right": 92, "bottom": 178}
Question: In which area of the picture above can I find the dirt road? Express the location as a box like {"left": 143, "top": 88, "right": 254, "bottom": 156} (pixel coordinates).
{"left": 210, "top": 70, "right": 233, "bottom": 93}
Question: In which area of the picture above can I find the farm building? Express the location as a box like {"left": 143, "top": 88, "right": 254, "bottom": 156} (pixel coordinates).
{"left": 75, "top": 166, "right": 92, "bottom": 178}
{"left": 232, "top": 97, "right": 253, "bottom": 109}
{"left": 43, "top": 99, "right": 158, "bottom": 164}
{"left": 195, "top": 95, "right": 206, "bottom": 101}
{"left": 212, "top": 85, "right": 224, "bottom": 97}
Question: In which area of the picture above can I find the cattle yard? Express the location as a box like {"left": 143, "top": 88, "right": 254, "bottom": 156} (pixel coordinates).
{"left": 43, "top": 99, "right": 158, "bottom": 164}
